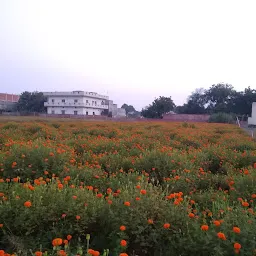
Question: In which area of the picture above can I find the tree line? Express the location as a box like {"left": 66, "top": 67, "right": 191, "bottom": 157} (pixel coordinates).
{"left": 141, "top": 83, "right": 256, "bottom": 118}
{"left": 8, "top": 84, "right": 256, "bottom": 119}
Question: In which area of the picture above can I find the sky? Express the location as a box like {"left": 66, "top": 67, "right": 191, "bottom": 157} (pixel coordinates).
{"left": 1, "top": 0, "right": 256, "bottom": 110}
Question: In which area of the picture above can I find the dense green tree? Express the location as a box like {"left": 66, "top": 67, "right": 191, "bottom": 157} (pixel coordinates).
{"left": 176, "top": 88, "right": 207, "bottom": 114}
{"left": 204, "top": 83, "right": 236, "bottom": 113}
{"left": 16, "top": 91, "right": 46, "bottom": 113}
{"left": 231, "top": 87, "right": 256, "bottom": 116}
{"left": 141, "top": 96, "right": 175, "bottom": 118}
{"left": 121, "top": 104, "right": 135, "bottom": 115}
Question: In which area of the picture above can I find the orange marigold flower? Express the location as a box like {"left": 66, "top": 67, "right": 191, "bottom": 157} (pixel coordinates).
{"left": 163, "top": 223, "right": 170, "bottom": 229}
{"left": 188, "top": 213, "right": 195, "bottom": 218}
{"left": 148, "top": 219, "right": 154, "bottom": 224}
{"left": 251, "top": 194, "right": 256, "bottom": 199}
{"left": 242, "top": 201, "right": 249, "bottom": 207}
{"left": 52, "top": 238, "right": 63, "bottom": 246}
{"left": 213, "top": 220, "right": 221, "bottom": 226}
{"left": 58, "top": 250, "right": 67, "bottom": 256}
{"left": 234, "top": 243, "right": 241, "bottom": 249}
{"left": 201, "top": 225, "right": 209, "bottom": 231}
{"left": 24, "top": 201, "right": 32, "bottom": 208}
{"left": 96, "top": 193, "right": 103, "bottom": 198}
{"left": 34, "top": 252, "right": 43, "bottom": 256}
{"left": 0, "top": 224, "right": 3, "bottom": 228}
{"left": 107, "top": 188, "right": 112, "bottom": 194}
{"left": 119, "top": 253, "right": 128, "bottom": 256}
{"left": 120, "top": 225, "right": 126, "bottom": 231}
{"left": 124, "top": 201, "right": 130, "bottom": 206}
{"left": 72, "top": 195, "right": 77, "bottom": 200}
{"left": 67, "top": 235, "right": 72, "bottom": 240}
{"left": 87, "top": 249, "right": 94, "bottom": 255}
{"left": 135, "top": 197, "right": 140, "bottom": 201}
{"left": 76, "top": 215, "right": 81, "bottom": 220}
{"left": 233, "top": 227, "right": 241, "bottom": 234}
{"left": 120, "top": 240, "right": 127, "bottom": 247}
{"left": 58, "top": 184, "right": 63, "bottom": 189}
{"left": 136, "top": 185, "right": 141, "bottom": 189}
{"left": 140, "top": 189, "right": 146, "bottom": 195}
{"left": 217, "top": 232, "right": 226, "bottom": 240}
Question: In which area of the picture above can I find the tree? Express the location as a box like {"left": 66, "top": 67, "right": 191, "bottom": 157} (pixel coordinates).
{"left": 176, "top": 88, "right": 207, "bottom": 114}
{"left": 231, "top": 87, "right": 256, "bottom": 116}
{"left": 204, "top": 83, "right": 236, "bottom": 113}
{"left": 121, "top": 104, "right": 136, "bottom": 115}
{"left": 121, "top": 103, "right": 141, "bottom": 117}
{"left": 141, "top": 96, "right": 175, "bottom": 118}
{"left": 16, "top": 91, "right": 46, "bottom": 113}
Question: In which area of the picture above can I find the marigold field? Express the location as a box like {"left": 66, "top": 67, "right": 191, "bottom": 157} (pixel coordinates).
{"left": 0, "top": 119, "right": 256, "bottom": 256}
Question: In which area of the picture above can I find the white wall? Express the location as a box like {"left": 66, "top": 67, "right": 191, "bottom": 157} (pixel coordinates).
{"left": 46, "top": 95, "right": 107, "bottom": 115}
{"left": 248, "top": 102, "right": 256, "bottom": 125}
{"left": 47, "top": 107, "right": 102, "bottom": 115}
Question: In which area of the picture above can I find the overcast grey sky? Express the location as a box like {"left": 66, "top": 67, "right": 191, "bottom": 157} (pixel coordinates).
{"left": 1, "top": 0, "right": 256, "bottom": 110}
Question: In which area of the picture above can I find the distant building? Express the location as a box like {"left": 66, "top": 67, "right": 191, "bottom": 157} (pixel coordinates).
{"left": 117, "top": 108, "right": 126, "bottom": 117}
{"left": 43, "top": 91, "right": 124, "bottom": 117}
{"left": 43, "top": 91, "right": 109, "bottom": 116}
{"left": 0, "top": 93, "right": 20, "bottom": 112}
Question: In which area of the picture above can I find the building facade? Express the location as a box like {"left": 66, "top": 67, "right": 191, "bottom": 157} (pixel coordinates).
{"left": 44, "top": 91, "right": 109, "bottom": 116}
{"left": 0, "top": 93, "right": 20, "bottom": 112}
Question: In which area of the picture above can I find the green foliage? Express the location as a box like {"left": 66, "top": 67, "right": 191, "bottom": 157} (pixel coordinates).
{"left": 141, "top": 96, "right": 175, "bottom": 118}
{"left": 209, "top": 113, "right": 235, "bottom": 124}
{"left": 16, "top": 91, "right": 46, "bottom": 113}
{"left": 2, "top": 122, "right": 19, "bottom": 130}
{"left": 175, "top": 84, "right": 256, "bottom": 116}
{"left": 1, "top": 121, "right": 256, "bottom": 256}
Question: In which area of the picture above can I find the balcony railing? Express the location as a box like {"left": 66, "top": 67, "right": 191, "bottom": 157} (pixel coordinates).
{"left": 43, "top": 91, "right": 109, "bottom": 100}
{"left": 44, "top": 102, "right": 108, "bottom": 109}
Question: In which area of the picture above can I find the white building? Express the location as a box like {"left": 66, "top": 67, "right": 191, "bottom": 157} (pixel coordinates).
{"left": 248, "top": 102, "right": 256, "bottom": 126}
{"left": 43, "top": 91, "right": 109, "bottom": 115}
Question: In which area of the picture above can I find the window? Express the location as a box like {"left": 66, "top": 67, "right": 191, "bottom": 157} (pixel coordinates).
{"left": 51, "top": 110, "right": 55, "bottom": 114}
{"left": 101, "top": 100, "right": 104, "bottom": 105}
{"left": 61, "top": 110, "right": 65, "bottom": 115}
{"left": 93, "top": 112, "right": 95, "bottom": 115}
{"left": 74, "top": 111, "right": 78, "bottom": 115}
{"left": 52, "top": 99, "right": 55, "bottom": 103}
{"left": 86, "top": 100, "right": 89, "bottom": 103}
{"left": 62, "top": 99, "right": 65, "bottom": 103}
{"left": 86, "top": 111, "right": 88, "bottom": 115}
{"left": 74, "top": 99, "right": 78, "bottom": 103}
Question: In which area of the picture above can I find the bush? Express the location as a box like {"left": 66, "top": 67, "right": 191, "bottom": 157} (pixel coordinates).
{"left": 209, "top": 113, "right": 235, "bottom": 124}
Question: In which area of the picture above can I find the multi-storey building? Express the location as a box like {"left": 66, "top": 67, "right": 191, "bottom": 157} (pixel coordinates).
{"left": 0, "top": 93, "right": 20, "bottom": 112}
{"left": 43, "top": 91, "right": 109, "bottom": 115}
